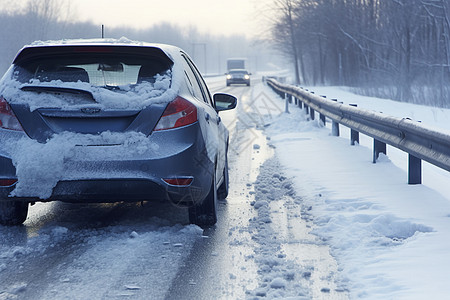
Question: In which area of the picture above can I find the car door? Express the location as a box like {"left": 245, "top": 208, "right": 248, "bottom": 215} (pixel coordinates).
{"left": 181, "top": 53, "right": 226, "bottom": 182}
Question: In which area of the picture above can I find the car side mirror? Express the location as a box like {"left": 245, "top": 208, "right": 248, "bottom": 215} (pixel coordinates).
{"left": 214, "top": 93, "right": 237, "bottom": 111}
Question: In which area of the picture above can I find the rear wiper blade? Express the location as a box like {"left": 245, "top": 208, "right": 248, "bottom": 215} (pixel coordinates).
{"left": 103, "top": 85, "right": 126, "bottom": 91}
{"left": 20, "top": 85, "right": 96, "bottom": 101}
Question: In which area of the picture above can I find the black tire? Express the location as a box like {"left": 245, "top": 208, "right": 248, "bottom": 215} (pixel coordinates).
{"left": 226, "top": 82, "right": 230, "bottom": 87}
{"left": 188, "top": 172, "right": 217, "bottom": 226}
{"left": 217, "top": 157, "right": 229, "bottom": 200}
{"left": 0, "top": 201, "right": 29, "bottom": 226}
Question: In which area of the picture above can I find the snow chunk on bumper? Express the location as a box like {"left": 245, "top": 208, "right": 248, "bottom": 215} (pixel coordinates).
{"left": 9, "top": 131, "right": 159, "bottom": 199}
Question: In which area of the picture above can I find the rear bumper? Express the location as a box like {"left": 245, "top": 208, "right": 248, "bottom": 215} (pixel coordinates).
{"left": 52, "top": 178, "right": 205, "bottom": 206}
{"left": 0, "top": 177, "right": 206, "bottom": 207}
{"left": 0, "top": 123, "right": 214, "bottom": 206}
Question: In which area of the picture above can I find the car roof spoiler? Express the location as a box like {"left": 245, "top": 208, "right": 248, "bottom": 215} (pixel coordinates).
{"left": 13, "top": 45, "right": 174, "bottom": 67}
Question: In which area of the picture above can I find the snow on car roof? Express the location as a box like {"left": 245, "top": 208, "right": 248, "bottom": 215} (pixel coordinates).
{"left": 25, "top": 37, "right": 179, "bottom": 52}
{"left": 29, "top": 37, "right": 146, "bottom": 46}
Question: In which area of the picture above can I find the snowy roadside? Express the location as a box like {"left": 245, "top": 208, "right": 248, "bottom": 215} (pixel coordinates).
{"left": 229, "top": 83, "right": 347, "bottom": 299}
{"left": 303, "top": 86, "right": 450, "bottom": 132}
{"left": 257, "top": 82, "right": 450, "bottom": 299}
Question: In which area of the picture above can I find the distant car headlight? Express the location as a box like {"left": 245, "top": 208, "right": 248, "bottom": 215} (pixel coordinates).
{"left": 226, "top": 74, "right": 232, "bottom": 79}
{"left": 244, "top": 75, "right": 250, "bottom": 80}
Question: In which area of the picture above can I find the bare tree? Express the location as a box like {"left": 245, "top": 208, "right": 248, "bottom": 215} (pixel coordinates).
{"left": 265, "top": 0, "right": 450, "bottom": 107}
{"left": 266, "top": 0, "right": 303, "bottom": 84}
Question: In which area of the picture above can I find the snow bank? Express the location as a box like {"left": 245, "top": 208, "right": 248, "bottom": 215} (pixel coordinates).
{"left": 262, "top": 82, "right": 450, "bottom": 299}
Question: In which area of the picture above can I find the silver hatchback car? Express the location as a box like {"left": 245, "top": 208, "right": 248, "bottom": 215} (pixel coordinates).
{"left": 226, "top": 69, "right": 251, "bottom": 86}
{"left": 0, "top": 39, "right": 236, "bottom": 226}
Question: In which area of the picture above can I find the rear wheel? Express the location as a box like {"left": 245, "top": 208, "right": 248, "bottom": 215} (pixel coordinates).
{"left": 0, "top": 201, "right": 29, "bottom": 226}
{"left": 217, "top": 156, "right": 229, "bottom": 200}
{"left": 189, "top": 173, "right": 217, "bottom": 226}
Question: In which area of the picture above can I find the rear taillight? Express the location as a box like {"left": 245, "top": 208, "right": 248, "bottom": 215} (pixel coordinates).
{"left": 0, "top": 179, "right": 17, "bottom": 187}
{"left": 0, "top": 97, "right": 23, "bottom": 131}
{"left": 154, "top": 96, "right": 197, "bottom": 131}
{"left": 162, "top": 177, "right": 193, "bottom": 186}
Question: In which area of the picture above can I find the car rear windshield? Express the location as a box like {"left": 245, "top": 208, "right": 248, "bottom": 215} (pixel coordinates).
{"left": 13, "top": 54, "right": 172, "bottom": 88}
{"left": 3, "top": 50, "right": 175, "bottom": 110}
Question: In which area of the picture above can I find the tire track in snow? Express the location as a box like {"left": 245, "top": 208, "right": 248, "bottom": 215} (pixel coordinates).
{"left": 248, "top": 156, "right": 348, "bottom": 299}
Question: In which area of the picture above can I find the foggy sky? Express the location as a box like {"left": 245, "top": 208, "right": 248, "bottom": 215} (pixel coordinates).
{"left": 1, "top": 0, "right": 265, "bottom": 37}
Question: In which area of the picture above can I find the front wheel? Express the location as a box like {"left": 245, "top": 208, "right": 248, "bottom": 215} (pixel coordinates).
{"left": 0, "top": 201, "right": 29, "bottom": 226}
{"left": 189, "top": 173, "right": 217, "bottom": 226}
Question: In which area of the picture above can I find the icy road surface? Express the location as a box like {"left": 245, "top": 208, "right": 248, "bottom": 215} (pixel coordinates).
{"left": 0, "top": 77, "right": 346, "bottom": 299}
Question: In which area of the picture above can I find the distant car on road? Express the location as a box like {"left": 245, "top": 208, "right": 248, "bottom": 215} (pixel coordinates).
{"left": 0, "top": 39, "right": 237, "bottom": 226}
{"left": 226, "top": 69, "right": 251, "bottom": 86}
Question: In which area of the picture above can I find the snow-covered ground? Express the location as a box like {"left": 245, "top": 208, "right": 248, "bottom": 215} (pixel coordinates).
{"left": 258, "top": 82, "right": 450, "bottom": 299}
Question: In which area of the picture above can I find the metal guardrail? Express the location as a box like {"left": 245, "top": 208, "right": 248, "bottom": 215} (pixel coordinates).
{"left": 265, "top": 78, "right": 450, "bottom": 184}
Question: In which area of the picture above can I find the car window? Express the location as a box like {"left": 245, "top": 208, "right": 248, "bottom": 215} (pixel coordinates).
{"left": 195, "top": 69, "right": 214, "bottom": 107}
{"left": 180, "top": 56, "right": 205, "bottom": 101}
{"left": 181, "top": 54, "right": 213, "bottom": 107}
{"left": 230, "top": 70, "right": 248, "bottom": 75}
{"left": 14, "top": 54, "right": 171, "bottom": 89}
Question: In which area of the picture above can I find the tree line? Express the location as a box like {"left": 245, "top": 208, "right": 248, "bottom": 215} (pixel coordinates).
{"left": 0, "top": 0, "right": 280, "bottom": 77}
{"left": 269, "top": 0, "right": 450, "bottom": 107}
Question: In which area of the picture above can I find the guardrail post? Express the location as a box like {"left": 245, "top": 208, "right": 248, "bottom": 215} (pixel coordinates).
{"left": 373, "top": 139, "right": 387, "bottom": 163}
{"left": 285, "top": 93, "right": 290, "bottom": 114}
{"left": 351, "top": 129, "right": 359, "bottom": 145}
{"left": 408, "top": 154, "right": 422, "bottom": 184}
{"left": 320, "top": 113, "right": 326, "bottom": 126}
{"left": 331, "top": 121, "right": 340, "bottom": 136}
{"left": 298, "top": 100, "right": 303, "bottom": 109}
{"left": 304, "top": 104, "right": 309, "bottom": 114}
{"left": 331, "top": 99, "right": 339, "bottom": 136}
{"left": 349, "top": 104, "right": 360, "bottom": 145}
{"left": 310, "top": 108, "right": 315, "bottom": 120}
